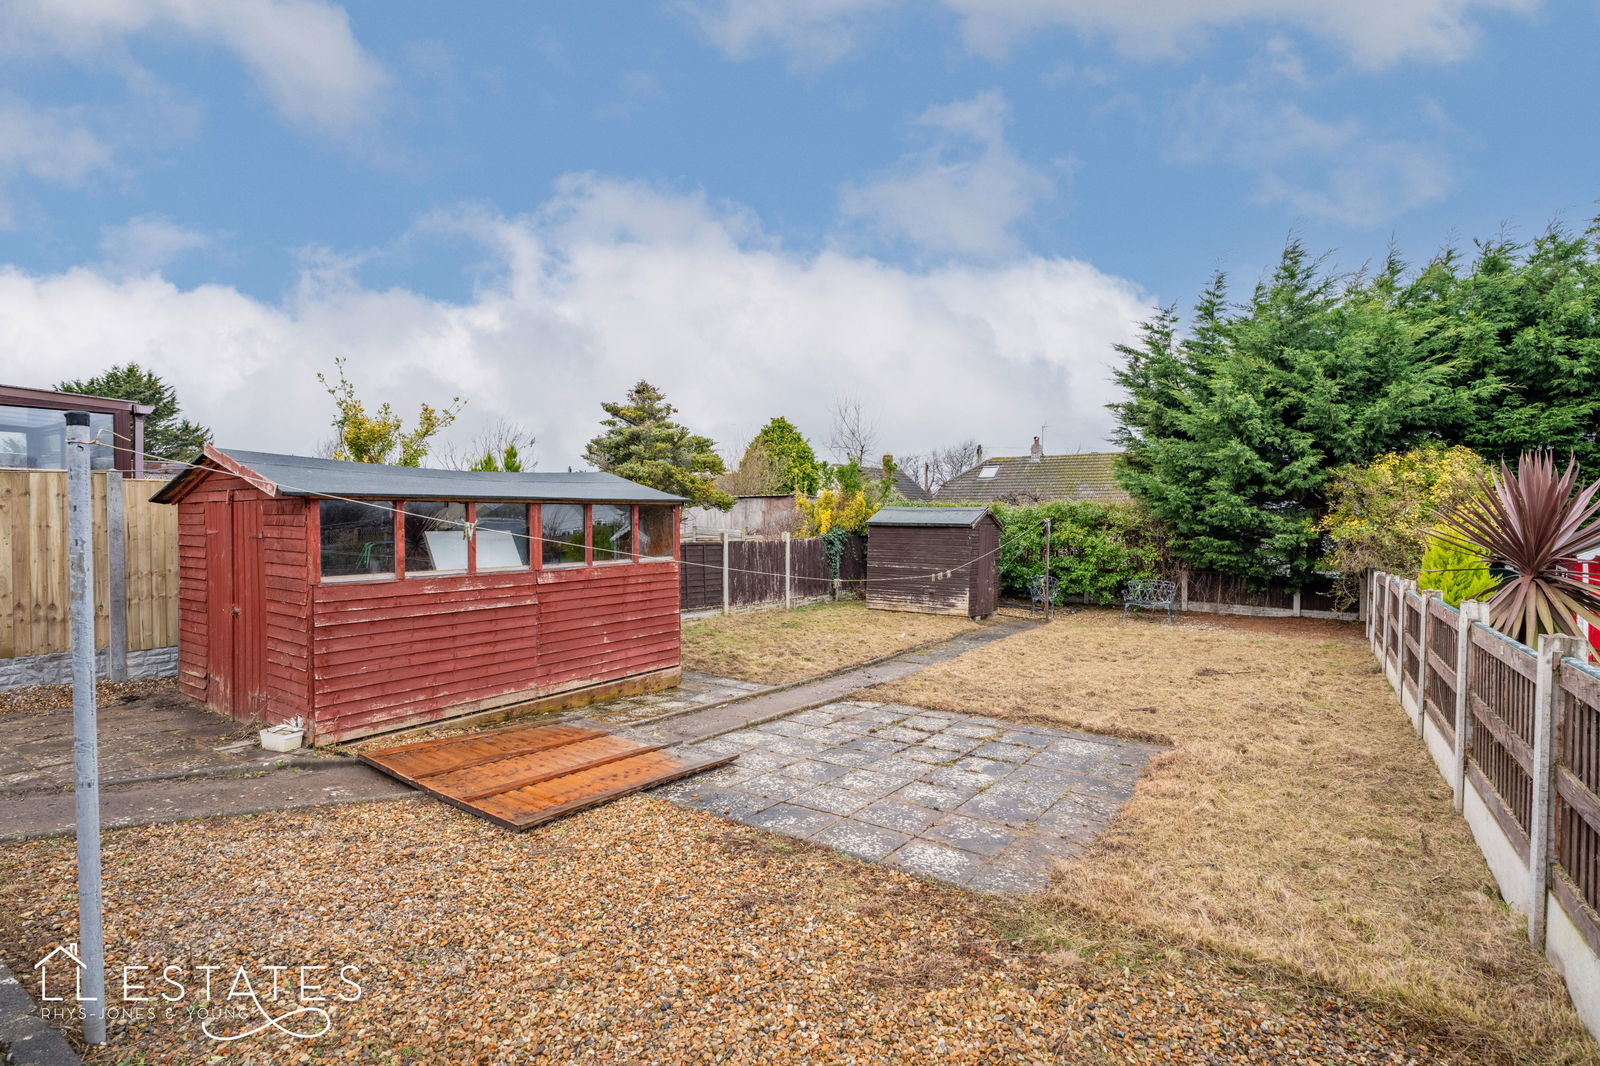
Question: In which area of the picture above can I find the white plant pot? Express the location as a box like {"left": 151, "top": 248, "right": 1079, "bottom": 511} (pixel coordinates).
{"left": 259, "top": 724, "right": 304, "bottom": 753}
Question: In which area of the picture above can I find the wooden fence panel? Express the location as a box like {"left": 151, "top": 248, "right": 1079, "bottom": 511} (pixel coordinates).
{"left": 678, "top": 535, "right": 848, "bottom": 611}
{"left": 1467, "top": 624, "right": 1539, "bottom": 853}
{"left": 678, "top": 542, "right": 723, "bottom": 611}
{"left": 1557, "top": 659, "right": 1600, "bottom": 937}
{"left": 729, "top": 540, "right": 786, "bottom": 607}
{"left": 791, "top": 538, "right": 831, "bottom": 600}
{"left": 0, "top": 470, "right": 177, "bottom": 660}
{"left": 1425, "top": 597, "right": 1459, "bottom": 743}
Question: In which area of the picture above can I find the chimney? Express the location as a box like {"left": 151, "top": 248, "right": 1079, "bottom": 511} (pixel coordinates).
{"left": 1029, "top": 436, "right": 1043, "bottom": 462}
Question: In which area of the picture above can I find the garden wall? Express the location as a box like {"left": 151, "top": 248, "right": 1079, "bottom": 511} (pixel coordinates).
{"left": 1369, "top": 572, "right": 1600, "bottom": 1040}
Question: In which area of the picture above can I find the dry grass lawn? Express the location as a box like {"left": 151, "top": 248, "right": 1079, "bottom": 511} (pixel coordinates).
{"left": 868, "top": 609, "right": 1597, "bottom": 1065}
{"left": 682, "top": 600, "right": 976, "bottom": 685}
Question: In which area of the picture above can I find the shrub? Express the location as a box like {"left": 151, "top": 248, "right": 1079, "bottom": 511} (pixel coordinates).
{"left": 994, "top": 501, "right": 1165, "bottom": 605}
{"left": 1320, "top": 445, "right": 1489, "bottom": 579}
{"left": 1417, "top": 531, "right": 1501, "bottom": 607}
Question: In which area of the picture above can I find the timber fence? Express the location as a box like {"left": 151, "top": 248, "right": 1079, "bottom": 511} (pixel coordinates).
{"left": 0, "top": 469, "right": 179, "bottom": 686}
{"left": 1369, "top": 571, "right": 1600, "bottom": 1040}
{"left": 680, "top": 533, "right": 866, "bottom": 614}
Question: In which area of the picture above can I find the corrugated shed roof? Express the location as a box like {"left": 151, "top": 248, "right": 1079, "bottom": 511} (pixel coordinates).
{"left": 153, "top": 447, "right": 686, "bottom": 504}
{"left": 867, "top": 505, "right": 991, "bottom": 528}
{"left": 933, "top": 452, "right": 1132, "bottom": 506}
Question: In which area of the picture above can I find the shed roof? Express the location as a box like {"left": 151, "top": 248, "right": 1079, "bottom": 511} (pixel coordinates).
{"left": 933, "top": 452, "right": 1131, "bottom": 506}
{"left": 152, "top": 446, "right": 686, "bottom": 504}
{"left": 867, "top": 505, "right": 991, "bottom": 528}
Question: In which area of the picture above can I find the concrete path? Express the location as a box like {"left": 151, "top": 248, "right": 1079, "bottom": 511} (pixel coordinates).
{"left": 0, "top": 689, "right": 415, "bottom": 841}
{"left": 1, "top": 763, "right": 415, "bottom": 842}
{"left": 657, "top": 700, "right": 1162, "bottom": 894}
{"left": 580, "top": 671, "right": 769, "bottom": 726}
{"left": 632, "top": 616, "right": 1037, "bottom": 745}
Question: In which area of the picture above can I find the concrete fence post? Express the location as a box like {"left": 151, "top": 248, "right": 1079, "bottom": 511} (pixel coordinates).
{"left": 1397, "top": 580, "right": 1412, "bottom": 705}
{"left": 104, "top": 471, "right": 128, "bottom": 682}
{"left": 1453, "top": 599, "right": 1491, "bottom": 813}
{"left": 1531, "top": 632, "right": 1586, "bottom": 948}
{"left": 721, "top": 530, "right": 731, "bottom": 616}
{"left": 782, "top": 531, "right": 792, "bottom": 610}
{"left": 1380, "top": 573, "right": 1394, "bottom": 688}
{"left": 1416, "top": 588, "right": 1438, "bottom": 736}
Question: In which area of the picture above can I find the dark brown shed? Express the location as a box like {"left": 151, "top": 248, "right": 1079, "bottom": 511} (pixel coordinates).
{"left": 865, "top": 506, "right": 1000, "bottom": 619}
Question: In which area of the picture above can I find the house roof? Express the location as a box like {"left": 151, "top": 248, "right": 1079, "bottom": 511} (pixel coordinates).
{"left": 867, "top": 505, "right": 991, "bottom": 528}
{"left": 152, "top": 446, "right": 686, "bottom": 505}
{"left": 933, "top": 452, "right": 1132, "bottom": 506}
{"left": 860, "top": 465, "right": 932, "bottom": 502}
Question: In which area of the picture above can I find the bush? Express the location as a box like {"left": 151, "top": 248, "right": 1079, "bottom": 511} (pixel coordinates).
{"left": 994, "top": 501, "right": 1165, "bottom": 604}
{"left": 1417, "top": 531, "right": 1501, "bottom": 608}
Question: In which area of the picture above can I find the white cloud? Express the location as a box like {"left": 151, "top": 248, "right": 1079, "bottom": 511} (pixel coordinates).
{"left": 679, "top": 0, "right": 894, "bottom": 68}
{"left": 1, "top": 0, "right": 389, "bottom": 134}
{"left": 839, "top": 90, "right": 1055, "bottom": 259}
{"left": 685, "top": 0, "right": 1536, "bottom": 69}
{"left": 98, "top": 216, "right": 213, "bottom": 275}
{"left": 0, "top": 176, "right": 1152, "bottom": 468}
{"left": 1172, "top": 77, "right": 1453, "bottom": 225}
{"left": 0, "top": 95, "right": 113, "bottom": 226}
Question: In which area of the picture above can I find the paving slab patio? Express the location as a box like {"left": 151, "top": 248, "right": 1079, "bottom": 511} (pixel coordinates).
{"left": 655, "top": 700, "right": 1163, "bottom": 894}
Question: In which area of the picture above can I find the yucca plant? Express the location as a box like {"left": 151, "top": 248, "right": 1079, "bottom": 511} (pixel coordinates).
{"left": 1432, "top": 451, "right": 1600, "bottom": 646}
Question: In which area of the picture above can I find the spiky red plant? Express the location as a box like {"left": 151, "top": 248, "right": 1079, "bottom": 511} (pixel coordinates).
{"left": 1433, "top": 451, "right": 1600, "bottom": 646}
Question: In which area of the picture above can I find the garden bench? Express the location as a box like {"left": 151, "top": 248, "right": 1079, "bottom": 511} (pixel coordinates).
{"left": 1123, "top": 578, "right": 1177, "bottom": 623}
{"left": 1029, "top": 574, "right": 1060, "bottom": 617}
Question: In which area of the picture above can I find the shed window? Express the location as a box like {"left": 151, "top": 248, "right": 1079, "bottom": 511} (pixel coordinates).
{"left": 592, "top": 504, "right": 633, "bottom": 564}
{"left": 403, "top": 501, "right": 469, "bottom": 575}
{"left": 638, "top": 506, "right": 674, "bottom": 559}
{"left": 542, "top": 503, "right": 586, "bottom": 567}
{"left": 475, "top": 503, "right": 531, "bottom": 569}
{"left": 321, "top": 500, "right": 395, "bottom": 578}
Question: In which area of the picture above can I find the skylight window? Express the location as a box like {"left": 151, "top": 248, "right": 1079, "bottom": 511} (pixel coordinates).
{"left": 977, "top": 465, "right": 1000, "bottom": 480}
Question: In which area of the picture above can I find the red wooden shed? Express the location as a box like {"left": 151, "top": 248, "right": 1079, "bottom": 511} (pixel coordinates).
{"left": 153, "top": 446, "right": 684, "bottom": 744}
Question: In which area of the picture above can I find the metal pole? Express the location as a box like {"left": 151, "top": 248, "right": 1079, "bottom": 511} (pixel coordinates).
{"left": 66, "top": 413, "right": 107, "bottom": 1045}
{"left": 1042, "top": 517, "right": 1052, "bottom": 620}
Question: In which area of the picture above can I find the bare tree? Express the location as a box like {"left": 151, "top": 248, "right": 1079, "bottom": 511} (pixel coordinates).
{"left": 925, "top": 439, "right": 985, "bottom": 492}
{"left": 828, "top": 395, "right": 878, "bottom": 465}
{"left": 434, "top": 418, "right": 538, "bottom": 470}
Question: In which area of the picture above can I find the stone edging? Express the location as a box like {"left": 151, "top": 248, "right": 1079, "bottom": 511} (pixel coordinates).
{"left": 0, "top": 956, "right": 81, "bottom": 1066}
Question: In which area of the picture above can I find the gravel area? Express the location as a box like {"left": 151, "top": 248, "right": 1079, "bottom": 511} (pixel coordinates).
{"left": 0, "top": 798, "right": 1460, "bottom": 1064}
{"left": 0, "top": 677, "right": 172, "bottom": 715}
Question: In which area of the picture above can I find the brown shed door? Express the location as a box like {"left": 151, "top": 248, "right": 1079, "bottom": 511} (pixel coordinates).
{"left": 203, "top": 498, "right": 269, "bottom": 719}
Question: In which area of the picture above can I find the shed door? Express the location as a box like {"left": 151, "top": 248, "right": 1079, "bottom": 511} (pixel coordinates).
{"left": 203, "top": 502, "right": 233, "bottom": 712}
{"left": 228, "top": 496, "right": 270, "bottom": 720}
{"left": 203, "top": 497, "right": 268, "bottom": 719}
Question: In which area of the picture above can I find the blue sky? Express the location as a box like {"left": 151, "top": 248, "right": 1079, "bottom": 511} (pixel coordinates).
{"left": 1, "top": 0, "right": 1594, "bottom": 468}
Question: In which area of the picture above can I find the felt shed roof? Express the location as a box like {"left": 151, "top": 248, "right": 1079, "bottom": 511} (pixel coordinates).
{"left": 866, "top": 506, "right": 992, "bottom": 528}
{"left": 152, "top": 446, "right": 686, "bottom": 504}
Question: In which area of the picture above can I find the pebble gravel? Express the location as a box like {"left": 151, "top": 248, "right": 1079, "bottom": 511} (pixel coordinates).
{"left": 0, "top": 796, "right": 1461, "bottom": 1065}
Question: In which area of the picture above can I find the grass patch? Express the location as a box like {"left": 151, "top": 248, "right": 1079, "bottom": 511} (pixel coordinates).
{"left": 866, "top": 608, "right": 1597, "bottom": 1065}
{"left": 682, "top": 599, "right": 974, "bottom": 685}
